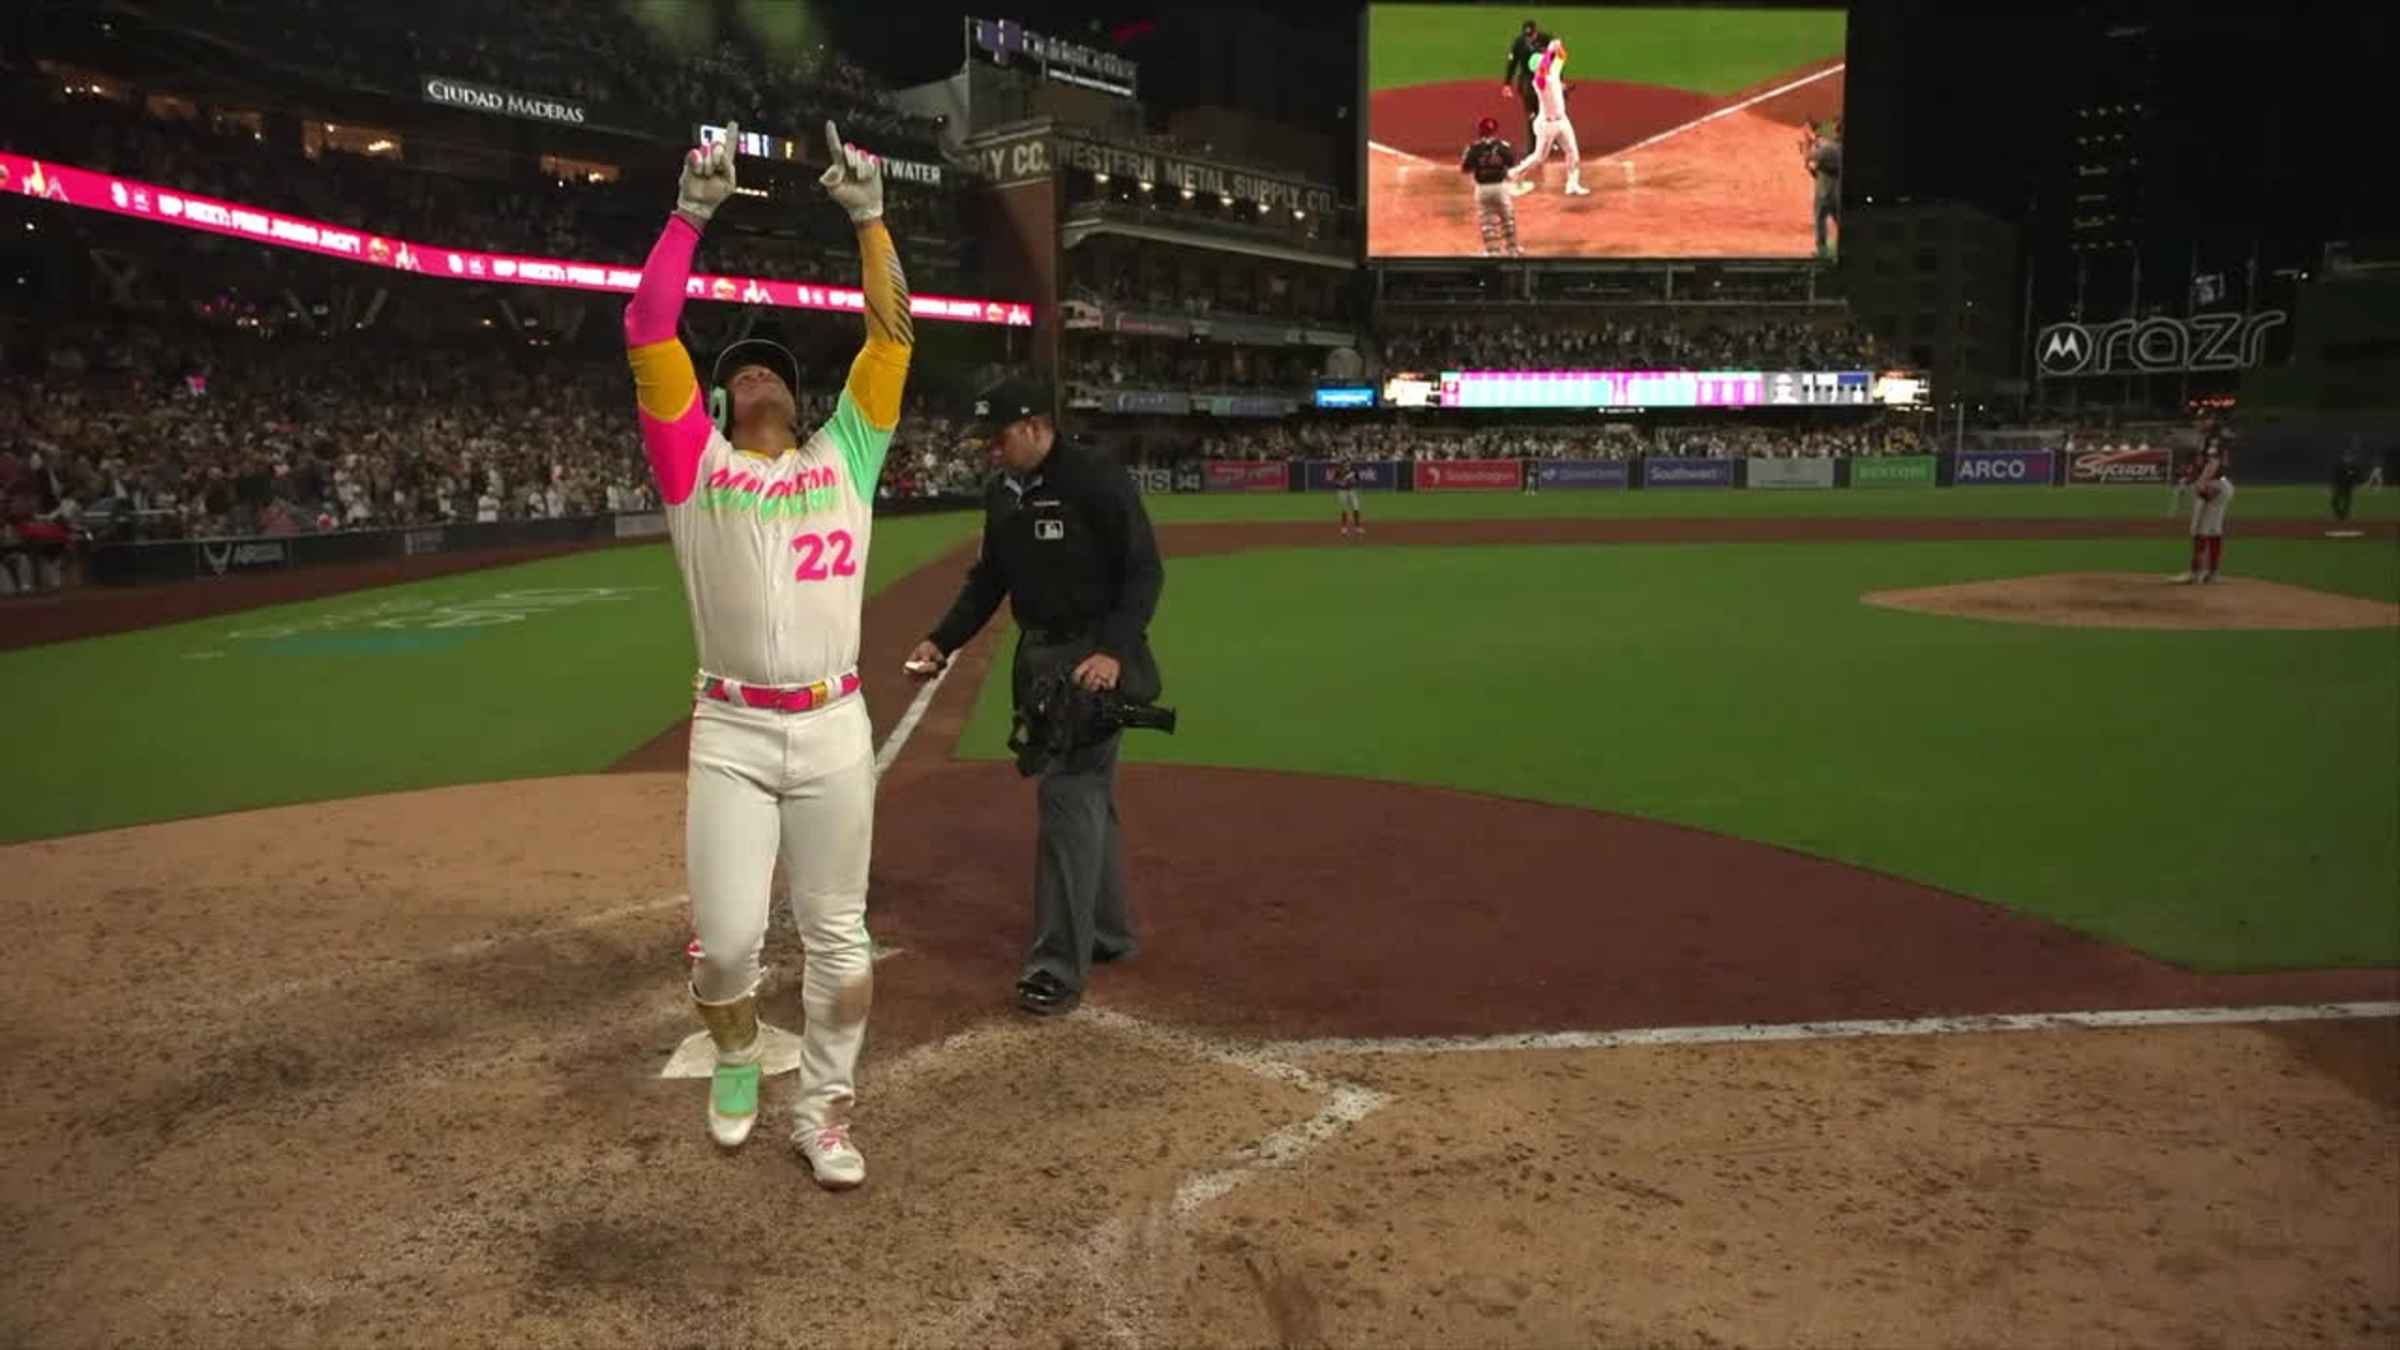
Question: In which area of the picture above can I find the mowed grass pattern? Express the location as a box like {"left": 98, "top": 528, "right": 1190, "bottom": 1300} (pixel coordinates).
{"left": 1142, "top": 483, "right": 2400, "bottom": 526}
{"left": 1368, "top": 3, "right": 1847, "bottom": 95}
{"left": 0, "top": 512, "right": 978, "bottom": 843}
{"left": 959, "top": 535, "right": 2400, "bottom": 971}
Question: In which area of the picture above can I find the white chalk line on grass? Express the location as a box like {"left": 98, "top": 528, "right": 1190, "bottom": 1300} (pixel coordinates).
{"left": 1369, "top": 61, "right": 1845, "bottom": 175}
{"left": 1253, "top": 1000, "right": 2400, "bottom": 1061}
{"left": 1601, "top": 61, "right": 1846, "bottom": 163}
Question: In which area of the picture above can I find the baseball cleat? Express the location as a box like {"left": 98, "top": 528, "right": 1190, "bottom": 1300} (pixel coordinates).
{"left": 796, "top": 1122, "right": 866, "bottom": 1189}
{"left": 2170, "top": 572, "right": 2198, "bottom": 584}
{"left": 709, "top": 1062, "right": 761, "bottom": 1148}
{"left": 1564, "top": 181, "right": 1591, "bottom": 196}
{"left": 1510, "top": 179, "right": 1535, "bottom": 197}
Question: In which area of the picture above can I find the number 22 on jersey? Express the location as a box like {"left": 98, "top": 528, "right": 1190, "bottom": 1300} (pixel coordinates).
{"left": 792, "top": 530, "right": 860, "bottom": 582}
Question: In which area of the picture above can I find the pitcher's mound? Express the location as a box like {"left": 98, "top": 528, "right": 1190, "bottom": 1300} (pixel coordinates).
{"left": 1862, "top": 571, "right": 2400, "bottom": 630}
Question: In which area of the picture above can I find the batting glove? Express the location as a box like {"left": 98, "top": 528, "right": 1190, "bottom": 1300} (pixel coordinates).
{"left": 676, "top": 122, "right": 739, "bottom": 226}
{"left": 818, "top": 120, "right": 884, "bottom": 224}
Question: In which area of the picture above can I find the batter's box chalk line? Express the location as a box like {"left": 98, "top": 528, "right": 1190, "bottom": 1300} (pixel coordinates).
{"left": 895, "top": 1004, "right": 1391, "bottom": 1350}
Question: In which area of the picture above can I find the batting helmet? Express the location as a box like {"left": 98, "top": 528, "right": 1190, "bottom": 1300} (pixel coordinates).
{"left": 1476, "top": 116, "right": 1499, "bottom": 138}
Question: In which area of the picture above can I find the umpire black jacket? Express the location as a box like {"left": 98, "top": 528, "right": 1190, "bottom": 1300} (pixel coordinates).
{"left": 928, "top": 442, "right": 1165, "bottom": 692}
{"left": 1502, "top": 30, "right": 1543, "bottom": 91}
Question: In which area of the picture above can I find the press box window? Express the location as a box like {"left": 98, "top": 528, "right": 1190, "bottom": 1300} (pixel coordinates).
{"left": 304, "top": 122, "right": 403, "bottom": 160}
{"left": 540, "top": 154, "right": 621, "bottom": 185}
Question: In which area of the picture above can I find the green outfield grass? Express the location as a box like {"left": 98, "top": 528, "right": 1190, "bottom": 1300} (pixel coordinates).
{"left": 1141, "top": 483, "right": 2400, "bottom": 525}
{"left": 0, "top": 512, "right": 978, "bottom": 844}
{"left": 959, "top": 535, "right": 2400, "bottom": 971}
{"left": 1368, "top": 4, "right": 1847, "bottom": 96}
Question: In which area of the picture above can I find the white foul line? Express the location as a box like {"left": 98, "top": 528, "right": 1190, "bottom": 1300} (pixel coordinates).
{"left": 874, "top": 656, "right": 953, "bottom": 777}
{"left": 1602, "top": 62, "right": 1846, "bottom": 162}
{"left": 1368, "top": 62, "right": 1843, "bottom": 173}
{"left": 1254, "top": 1000, "right": 2400, "bottom": 1061}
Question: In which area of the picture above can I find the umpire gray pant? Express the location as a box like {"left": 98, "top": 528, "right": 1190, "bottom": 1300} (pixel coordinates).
{"left": 1015, "top": 634, "right": 1146, "bottom": 991}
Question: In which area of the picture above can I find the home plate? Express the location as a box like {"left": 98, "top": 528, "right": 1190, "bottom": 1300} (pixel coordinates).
{"left": 659, "top": 1021, "right": 807, "bottom": 1079}
{"left": 658, "top": 943, "right": 906, "bottom": 1078}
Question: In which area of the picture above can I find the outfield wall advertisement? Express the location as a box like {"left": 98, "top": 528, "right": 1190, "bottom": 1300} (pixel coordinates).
{"left": 1204, "top": 461, "right": 1291, "bottom": 493}
{"left": 1746, "top": 457, "right": 1837, "bottom": 489}
{"left": 1953, "top": 450, "right": 2056, "bottom": 487}
{"left": 2065, "top": 443, "right": 2172, "bottom": 485}
{"left": 1413, "top": 459, "right": 1524, "bottom": 491}
{"left": 1644, "top": 457, "right": 1738, "bottom": 488}
{"left": 1366, "top": 4, "right": 1849, "bottom": 260}
{"left": 1850, "top": 455, "right": 1937, "bottom": 487}
{"left": 1532, "top": 460, "right": 1631, "bottom": 489}
{"left": 1302, "top": 461, "right": 1404, "bottom": 491}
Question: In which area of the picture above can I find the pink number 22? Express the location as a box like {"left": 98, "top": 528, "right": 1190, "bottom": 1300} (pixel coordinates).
{"left": 791, "top": 530, "right": 860, "bottom": 582}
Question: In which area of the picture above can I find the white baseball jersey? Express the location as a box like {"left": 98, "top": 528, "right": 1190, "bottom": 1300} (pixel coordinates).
{"left": 661, "top": 420, "right": 882, "bottom": 688}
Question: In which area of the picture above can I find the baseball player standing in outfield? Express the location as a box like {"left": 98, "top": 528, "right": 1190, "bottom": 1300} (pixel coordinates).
{"left": 623, "top": 120, "right": 909, "bottom": 1189}
{"left": 1500, "top": 17, "right": 1545, "bottom": 158}
{"left": 2174, "top": 446, "right": 2234, "bottom": 583}
{"left": 1460, "top": 117, "right": 1523, "bottom": 257}
{"left": 1508, "top": 33, "right": 1589, "bottom": 198}
{"left": 1333, "top": 458, "right": 1366, "bottom": 535}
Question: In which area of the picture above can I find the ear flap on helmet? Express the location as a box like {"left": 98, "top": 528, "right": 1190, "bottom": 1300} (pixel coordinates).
{"left": 707, "top": 384, "right": 731, "bottom": 434}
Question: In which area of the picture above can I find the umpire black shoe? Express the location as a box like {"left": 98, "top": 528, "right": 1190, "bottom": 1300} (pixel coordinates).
{"left": 1015, "top": 971, "right": 1081, "bottom": 1017}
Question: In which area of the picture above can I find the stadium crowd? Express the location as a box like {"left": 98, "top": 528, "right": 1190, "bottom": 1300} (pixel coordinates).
{"left": 1379, "top": 314, "right": 1882, "bottom": 373}
{"left": 0, "top": 321, "right": 992, "bottom": 592}
{"left": 132, "top": 0, "right": 948, "bottom": 150}
{"left": 11, "top": 70, "right": 970, "bottom": 295}
{"left": 1065, "top": 335, "right": 1319, "bottom": 395}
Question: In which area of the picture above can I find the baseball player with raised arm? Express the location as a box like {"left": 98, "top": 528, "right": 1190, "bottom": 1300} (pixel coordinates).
{"left": 1508, "top": 33, "right": 1589, "bottom": 198}
{"left": 623, "top": 120, "right": 910, "bottom": 1189}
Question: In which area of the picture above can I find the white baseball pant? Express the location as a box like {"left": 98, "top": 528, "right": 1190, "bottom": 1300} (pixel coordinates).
{"left": 686, "top": 694, "right": 875, "bottom": 1130}
{"left": 1512, "top": 115, "right": 1583, "bottom": 185}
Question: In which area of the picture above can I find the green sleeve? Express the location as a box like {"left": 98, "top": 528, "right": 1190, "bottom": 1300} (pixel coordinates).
{"left": 821, "top": 389, "right": 894, "bottom": 505}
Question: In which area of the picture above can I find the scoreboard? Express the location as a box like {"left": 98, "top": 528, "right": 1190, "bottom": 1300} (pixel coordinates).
{"left": 1423, "top": 369, "right": 1874, "bottom": 410}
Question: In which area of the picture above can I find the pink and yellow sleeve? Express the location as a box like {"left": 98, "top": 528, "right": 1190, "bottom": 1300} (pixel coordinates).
{"left": 818, "top": 220, "right": 913, "bottom": 497}
{"left": 623, "top": 214, "right": 712, "bottom": 505}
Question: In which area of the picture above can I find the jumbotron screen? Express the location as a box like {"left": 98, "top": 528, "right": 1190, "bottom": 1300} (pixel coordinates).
{"left": 1382, "top": 368, "right": 1874, "bottom": 409}
{"left": 1365, "top": 4, "right": 1848, "bottom": 259}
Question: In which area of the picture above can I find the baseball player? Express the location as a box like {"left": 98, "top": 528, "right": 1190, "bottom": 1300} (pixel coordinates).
{"left": 1333, "top": 458, "right": 1365, "bottom": 535}
{"left": 623, "top": 120, "right": 909, "bottom": 1189}
{"left": 1460, "top": 117, "right": 1522, "bottom": 257}
{"left": 2174, "top": 447, "right": 2234, "bottom": 583}
{"left": 1508, "top": 34, "right": 1589, "bottom": 198}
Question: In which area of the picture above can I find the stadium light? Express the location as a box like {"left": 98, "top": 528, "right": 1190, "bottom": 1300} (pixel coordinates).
{"left": 1138, "top": 180, "right": 1152, "bottom": 191}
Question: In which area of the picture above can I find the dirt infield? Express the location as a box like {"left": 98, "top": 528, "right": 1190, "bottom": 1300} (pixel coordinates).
{"left": 1866, "top": 571, "right": 2400, "bottom": 631}
{"left": 1367, "top": 61, "right": 1843, "bottom": 258}
{"left": 5, "top": 513, "right": 2396, "bottom": 1347}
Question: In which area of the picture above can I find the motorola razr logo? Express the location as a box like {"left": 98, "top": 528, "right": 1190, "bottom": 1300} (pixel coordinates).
{"left": 2033, "top": 311, "right": 2287, "bottom": 377}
